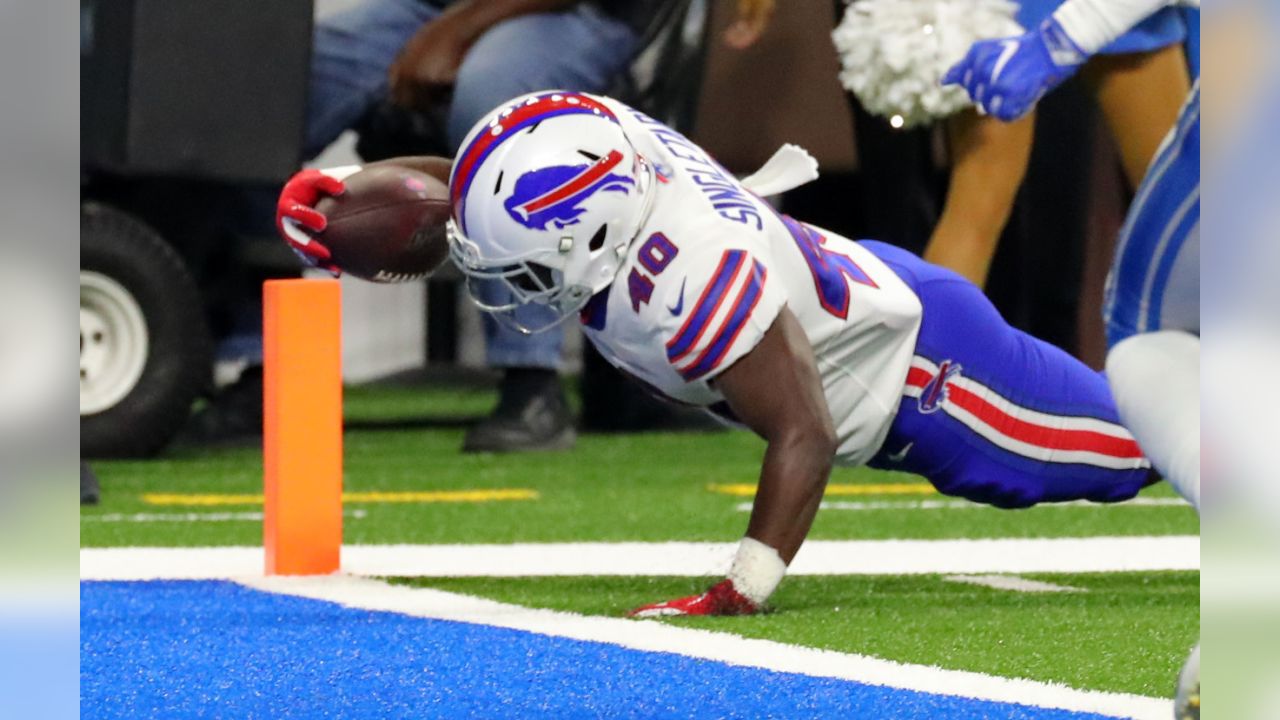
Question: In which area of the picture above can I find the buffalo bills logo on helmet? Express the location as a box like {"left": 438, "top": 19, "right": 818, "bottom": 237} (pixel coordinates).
{"left": 918, "top": 360, "right": 962, "bottom": 414}
{"left": 504, "top": 149, "right": 635, "bottom": 231}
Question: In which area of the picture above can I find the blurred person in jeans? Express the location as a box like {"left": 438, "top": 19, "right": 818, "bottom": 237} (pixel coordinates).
{"left": 316, "top": 0, "right": 640, "bottom": 452}
{"left": 193, "top": 1, "right": 642, "bottom": 452}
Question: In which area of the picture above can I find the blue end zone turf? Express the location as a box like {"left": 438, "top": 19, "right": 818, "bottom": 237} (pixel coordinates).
{"left": 82, "top": 581, "right": 1115, "bottom": 719}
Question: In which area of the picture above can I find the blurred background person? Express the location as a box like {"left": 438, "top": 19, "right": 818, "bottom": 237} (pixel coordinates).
{"left": 831, "top": 0, "right": 1192, "bottom": 289}
{"left": 199, "top": 0, "right": 647, "bottom": 453}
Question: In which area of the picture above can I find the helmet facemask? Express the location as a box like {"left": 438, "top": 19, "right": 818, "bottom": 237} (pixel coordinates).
{"left": 448, "top": 225, "right": 596, "bottom": 335}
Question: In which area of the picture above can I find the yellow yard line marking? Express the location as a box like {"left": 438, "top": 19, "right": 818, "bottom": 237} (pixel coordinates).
{"left": 708, "top": 483, "right": 937, "bottom": 497}
{"left": 142, "top": 489, "right": 539, "bottom": 506}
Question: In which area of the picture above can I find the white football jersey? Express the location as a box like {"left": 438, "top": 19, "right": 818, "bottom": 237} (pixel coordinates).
{"left": 580, "top": 99, "right": 923, "bottom": 465}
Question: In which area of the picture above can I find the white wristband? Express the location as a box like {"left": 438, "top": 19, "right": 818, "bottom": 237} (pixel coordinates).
{"left": 726, "top": 537, "right": 787, "bottom": 606}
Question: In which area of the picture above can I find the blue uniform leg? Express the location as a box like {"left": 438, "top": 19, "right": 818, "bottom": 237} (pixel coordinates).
{"left": 1102, "top": 84, "right": 1201, "bottom": 510}
{"left": 864, "top": 242, "right": 1152, "bottom": 509}
{"left": 1104, "top": 83, "right": 1201, "bottom": 348}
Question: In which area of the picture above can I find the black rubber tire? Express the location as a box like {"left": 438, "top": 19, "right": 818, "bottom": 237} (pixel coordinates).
{"left": 80, "top": 202, "right": 212, "bottom": 457}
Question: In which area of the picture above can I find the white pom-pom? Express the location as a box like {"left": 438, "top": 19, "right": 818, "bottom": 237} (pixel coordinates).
{"left": 832, "top": 0, "right": 1023, "bottom": 128}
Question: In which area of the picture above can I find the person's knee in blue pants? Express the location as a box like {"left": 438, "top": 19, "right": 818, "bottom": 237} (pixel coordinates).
{"left": 394, "top": 6, "right": 637, "bottom": 452}
{"left": 306, "top": 0, "right": 440, "bottom": 159}
{"left": 227, "top": 2, "right": 640, "bottom": 452}
{"left": 446, "top": 8, "right": 638, "bottom": 374}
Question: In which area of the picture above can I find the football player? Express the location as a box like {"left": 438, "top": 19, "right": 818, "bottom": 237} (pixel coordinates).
{"left": 944, "top": 3, "right": 1200, "bottom": 715}
{"left": 944, "top": 0, "right": 1199, "bottom": 515}
{"left": 277, "top": 91, "right": 1153, "bottom": 618}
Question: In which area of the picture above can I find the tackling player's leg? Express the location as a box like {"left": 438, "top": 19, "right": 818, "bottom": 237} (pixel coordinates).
{"left": 1103, "top": 82, "right": 1201, "bottom": 513}
{"left": 1102, "top": 83, "right": 1200, "bottom": 717}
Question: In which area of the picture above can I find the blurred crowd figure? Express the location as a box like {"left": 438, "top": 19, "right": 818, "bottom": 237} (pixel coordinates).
{"left": 197, "top": 0, "right": 678, "bottom": 451}
{"left": 305, "top": 0, "right": 643, "bottom": 453}
{"left": 190, "top": 0, "right": 1195, "bottom": 452}
{"left": 195, "top": 0, "right": 778, "bottom": 450}
{"left": 804, "top": 0, "right": 1191, "bottom": 361}
{"left": 921, "top": 0, "right": 1192, "bottom": 287}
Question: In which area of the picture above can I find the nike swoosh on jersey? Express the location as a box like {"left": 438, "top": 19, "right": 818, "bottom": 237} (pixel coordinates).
{"left": 886, "top": 442, "right": 913, "bottom": 463}
{"left": 668, "top": 278, "right": 687, "bottom": 316}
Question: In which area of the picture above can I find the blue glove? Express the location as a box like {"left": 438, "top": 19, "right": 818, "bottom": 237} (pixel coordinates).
{"left": 941, "top": 17, "right": 1089, "bottom": 122}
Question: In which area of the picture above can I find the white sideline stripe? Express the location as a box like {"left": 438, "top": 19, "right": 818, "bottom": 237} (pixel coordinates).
{"left": 82, "top": 509, "right": 369, "bottom": 523}
{"left": 735, "top": 497, "right": 1190, "bottom": 512}
{"left": 80, "top": 536, "right": 1199, "bottom": 581}
{"left": 944, "top": 574, "right": 1085, "bottom": 593}
{"left": 236, "top": 575, "right": 1170, "bottom": 720}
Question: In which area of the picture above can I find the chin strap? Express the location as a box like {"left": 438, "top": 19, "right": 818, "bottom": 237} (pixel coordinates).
{"left": 739, "top": 144, "right": 820, "bottom": 197}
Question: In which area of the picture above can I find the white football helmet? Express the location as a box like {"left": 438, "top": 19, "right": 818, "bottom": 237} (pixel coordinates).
{"left": 447, "top": 91, "right": 655, "bottom": 334}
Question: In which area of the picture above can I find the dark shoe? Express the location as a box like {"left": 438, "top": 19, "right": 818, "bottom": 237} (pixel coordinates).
{"left": 179, "top": 366, "right": 264, "bottom": 446}
{"left": 463, "top": 369, "right": 575, "bottom": 453}
{"left": 80, "top": 462, "right": 101, "bottom": 505}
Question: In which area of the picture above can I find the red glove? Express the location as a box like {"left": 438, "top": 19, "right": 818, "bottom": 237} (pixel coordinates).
{"left": 627, "top": 579, "right": 759, "bottom": 618}
{"left": 276, "top": 168, "right": 349, "bottom": 275}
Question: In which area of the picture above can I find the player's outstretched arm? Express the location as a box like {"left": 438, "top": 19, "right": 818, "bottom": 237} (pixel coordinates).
{"left": 365, "top": 156, "right": 453, "bottom": 186}
{"left": 629, "top": 308, "right": 837, "bottom": 618}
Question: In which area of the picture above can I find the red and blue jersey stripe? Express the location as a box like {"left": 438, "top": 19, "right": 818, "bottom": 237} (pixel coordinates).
{"left": 451, "top": 92, "right": 618, "bottom": 235}
{"left": 666, "top": 250, "right": 769, "bottom": 381}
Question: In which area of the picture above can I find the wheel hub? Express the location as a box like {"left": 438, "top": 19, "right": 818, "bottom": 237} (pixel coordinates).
{"left": 80, "top": 271, "right": 149, "bottom": 415}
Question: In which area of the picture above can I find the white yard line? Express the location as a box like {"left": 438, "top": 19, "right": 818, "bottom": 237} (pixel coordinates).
{"left": 80, "top": 536, "right": 1199, "bottom": 581}
{"left": 81, "top": 509, "right": 369, "bottom": 523}
{"left": 735, "top": 497, "right": 1191, "bottom": 512}
{"left": 944, "top": 574, "right": 1085, "bottom": 593}
{"left": 236, "top": 574, "right": 1171, "bottom": 720}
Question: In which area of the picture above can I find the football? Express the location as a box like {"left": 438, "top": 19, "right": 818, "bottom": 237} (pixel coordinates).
{"left": 316, "top": 165, "right": 451, "bottom": 283}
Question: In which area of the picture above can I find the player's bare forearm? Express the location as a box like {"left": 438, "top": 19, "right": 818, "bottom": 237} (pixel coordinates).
{"left": 746, "top": 428, "right": 835, "bottom": 563}
{"left": 628, "top": 309, "right": 833, "bottom": 617}
{"left": 364, "top": 156, "right": 453, "bottom": 186}
{"left": 715, "top": 307, "right": 837, "bottom": 563}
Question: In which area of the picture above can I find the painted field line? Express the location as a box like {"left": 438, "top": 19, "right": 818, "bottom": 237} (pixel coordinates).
{"left": 710, "top": 482, "right": 935, "bottom": 497}
{"left": 238, "top": 574, "right": 1170, "bottom": 720}
{"left": 734, "top": 497, "right": 1190, "bottom": 512}
{"left": 80, "top": 536, "right": 1198, "bottom": 581}
{"left": 944, "top": 574, "right": 1085, "bottom": 593}
{"left": 141, "top": 489, "right": 538, "bottom": 506}
{"left": 82, "top": 509, "right": 370, "bottom": 524}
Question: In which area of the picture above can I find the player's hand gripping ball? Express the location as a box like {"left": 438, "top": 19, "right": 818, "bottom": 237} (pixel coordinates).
{"left": 276, "top": 165, "right": 451, "bottom": 282}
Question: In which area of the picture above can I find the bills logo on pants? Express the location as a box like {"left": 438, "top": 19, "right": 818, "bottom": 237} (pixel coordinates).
{"left": 917, "top": 360, "right": 961, "bottom": 414}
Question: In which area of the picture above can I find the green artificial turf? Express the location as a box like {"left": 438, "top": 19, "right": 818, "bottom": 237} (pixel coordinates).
{"left": 391, "top": 572, "right": 1200, "bottom": 698}
{"left": 343, "top": 381, "right": 496, "bottom": 423}
{"left": 82, "top": 380, "right": 1198, "bottom": 546}
{"left": 83, "top": 382, "right": 1201, "bottom": 699}
{"left": 81, "top": 423, "right": 1197, "bottom": 546}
